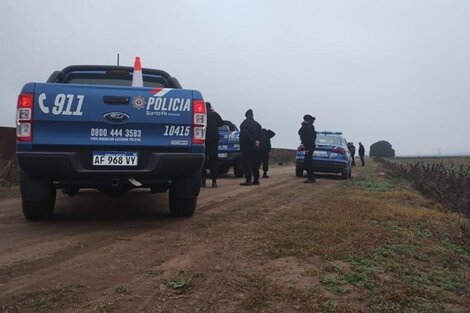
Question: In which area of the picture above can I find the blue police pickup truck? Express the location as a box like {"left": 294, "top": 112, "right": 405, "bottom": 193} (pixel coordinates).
{"left": 16, "top": 65, "right": 207, "bottom": 220}
{"left": 217, "top": 120, "right": 244, "bottom": 177}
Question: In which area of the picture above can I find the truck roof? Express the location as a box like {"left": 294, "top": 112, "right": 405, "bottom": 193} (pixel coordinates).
{"left": 47, "top": 65, "right": 182, "bottom": 88}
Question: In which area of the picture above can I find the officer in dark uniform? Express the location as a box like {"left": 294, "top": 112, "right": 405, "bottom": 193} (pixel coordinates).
{"left": 358, "top": 142, "right": 365, "bottom": 166}
{"left": 239, "top": 109, "right": 262, "bottom": 186}
{"left": 348, "top": 142, "right": 356, "bottom": 166}
{"left": 298, "top": 114, "right": 316, "bottom": 183}
{"left": 202, "top": 102, "right": 224, "bottom": 188}
{"left": 260, "top": 128, "right": 276, "bottom": 178}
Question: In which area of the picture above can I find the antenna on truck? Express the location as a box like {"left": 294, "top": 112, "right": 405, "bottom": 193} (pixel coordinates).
{"left": 116, "top": 53, "right": 120, "bottom": 66}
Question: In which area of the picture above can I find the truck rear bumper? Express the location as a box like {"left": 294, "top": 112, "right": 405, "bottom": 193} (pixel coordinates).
{"left": 17, "top": 151, "right": 204, "bottom": 179}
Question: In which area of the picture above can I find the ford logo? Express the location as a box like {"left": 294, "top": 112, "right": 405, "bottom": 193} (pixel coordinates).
{"left": 103, "top": 112, "right": 129, "bottom": 123}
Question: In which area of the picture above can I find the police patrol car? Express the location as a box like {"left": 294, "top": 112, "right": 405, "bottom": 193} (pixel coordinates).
{"left": 296, "top": 131, "right": 353, "bottom": 179}
{"left": 217, "top": 120, "right": 244, "bottom": 177}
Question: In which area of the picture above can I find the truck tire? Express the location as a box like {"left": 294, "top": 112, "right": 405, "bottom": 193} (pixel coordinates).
{"left": 169, "top": 189, "right": 197, "bottom": 217}
{"left": 169, "top": 173, "right": 200, "bottom": 217}
{"left": 341, "top": 169, "right": 349, "bottom": 180}
{"left": 20, "top": 171, "right": 56, "bottom": 220}
{"left": 234, "top": 164, "right": 244, "bottom": 178}
{"left": 295, "top": 167, "right": 304, "bottom": 177}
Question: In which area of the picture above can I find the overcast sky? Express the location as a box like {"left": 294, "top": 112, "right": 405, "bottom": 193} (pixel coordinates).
{"left": 1, "top": 0, "right": 469, "bottom": 156}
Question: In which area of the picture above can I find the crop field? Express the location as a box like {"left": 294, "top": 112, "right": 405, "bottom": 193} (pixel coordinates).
{"left": 381, "top": 157, "right": 470, "bottom": 217}
{"left": 392, "top": 157, "right": 470, "bottom": 168}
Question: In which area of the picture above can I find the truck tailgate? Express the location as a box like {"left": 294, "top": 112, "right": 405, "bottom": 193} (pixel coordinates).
{"left": 32, "top": 83, "right": 194, "bottom": 148}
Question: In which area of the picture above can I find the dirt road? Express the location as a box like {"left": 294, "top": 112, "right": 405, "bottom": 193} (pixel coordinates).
{"left": 0, "top": 165, "right": 318, "bottom": 312}
{"left": 1, "top": 164, "right": 468, "bottom": 313}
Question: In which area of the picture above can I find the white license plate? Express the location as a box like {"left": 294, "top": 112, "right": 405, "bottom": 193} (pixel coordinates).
{"left": 314, "top": 151, "right": 328, "bottom": 157}
{"left": 93, "top": 152, "right": 138, "bottom": 166}
{"left": 218, "top": 153, "right": 227, "bottom": 158}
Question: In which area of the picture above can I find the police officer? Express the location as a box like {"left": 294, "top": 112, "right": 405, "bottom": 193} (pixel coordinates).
{"left": 240, "top": 109, "right": 262, "bottom": 186}
{"left": 358, "top": 142, "right": 365, "bottom": 166}
{"left": 298, "top": 114, "right": 316, "bottom": 183}
{"left": 349, "top": 142, "right": 356, "bottom": 166}
{"left": 202, "top": 102, "right": 224, "bottom": 188}
{"left": 261, "top": 128, "right": 276, "bottom": 178}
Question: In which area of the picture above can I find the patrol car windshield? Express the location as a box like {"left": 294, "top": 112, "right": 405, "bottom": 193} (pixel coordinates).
{"left": 316, "top": 135, "right": 343, "bottom": 146}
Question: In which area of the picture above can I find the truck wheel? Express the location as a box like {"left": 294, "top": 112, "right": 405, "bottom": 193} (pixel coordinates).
{"left": 169, "top": 189, "right": 197, "bottom": 217}
{"left": 169, "top": 173, "right": 200, "bottom": 217}
{"left": 341, "top": 169, "right": 349, "bottom": 180}
{"left": 20, "top": 171, "right": 56, "bottom": 220}
{"left": 295, "top": 167, "right": 304, "bottom": 177}
{"left": 234, "top": 164, "right": 244, "bottom": 178}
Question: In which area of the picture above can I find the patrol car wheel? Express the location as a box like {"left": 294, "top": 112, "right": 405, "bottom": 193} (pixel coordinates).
{"left": 20, "top": 172, "right": 56, "bottom": 220}
{"left": 234, "top": 165, "right": 244, "bottom": 178}
{"left": 341, "top": 169, "right": 349, "bottom": 180}
{"left": 295, "top": 167, "right": 304, "bottom": 177}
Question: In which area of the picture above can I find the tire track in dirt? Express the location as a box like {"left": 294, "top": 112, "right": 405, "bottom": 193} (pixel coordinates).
{"left": 0, "top": 165, "right": 344, "bottom": 312}
{"left": 73, "top": 166, "right": 305, "bottom": 312}
{"left": 0, "top": 166, "right": 299, "bottom": 299}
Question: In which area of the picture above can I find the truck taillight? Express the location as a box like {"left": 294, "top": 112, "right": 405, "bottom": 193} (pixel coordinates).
{"left": 17, "top": 93, "right": 33, "bottom": 142}
{"left": 192, "top": 100, "right": 206, "bottom": 144}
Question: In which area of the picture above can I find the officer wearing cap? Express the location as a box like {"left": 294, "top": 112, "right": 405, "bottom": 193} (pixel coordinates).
{"left": 298, "top": 114, "right": 317, "bottom": 183}
{"left": 239, "top": 109, "right": 262, "bottom": 186}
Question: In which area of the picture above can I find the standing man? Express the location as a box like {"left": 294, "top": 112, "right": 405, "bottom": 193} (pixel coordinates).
{"left": 202, "top": 102, "right": 224, "bottom": 188}
{"left": 261, "top": 128, "right": 276, "bottom": 178}
{"left": 358, "top": 142, "right": 365, "bottom": 166}
{"left": 348, "top": 142, "right": 356, "bottom": 166}
{"left": 239, "top": 109, "right": 262, "bottom": 186}
{"left": 298, "top": 115, "right": 316, "bottom": 183}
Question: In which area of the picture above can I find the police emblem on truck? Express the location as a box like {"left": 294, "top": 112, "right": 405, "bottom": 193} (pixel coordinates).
{"left": 133, "top": 96, "right": 146, "bottom": 109}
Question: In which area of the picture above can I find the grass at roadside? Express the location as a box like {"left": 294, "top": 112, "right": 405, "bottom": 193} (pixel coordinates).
{"left": 249, "top": 161, "right": 470, "bottom": 312}
{"left": 0, "top": 157, "right": 18, "bottom": 188}
{"left": 0, "top": 157, "right": 19, "bottom": 199}
{"left": 0, "top": 186, "right": 19, "bottom": 199}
